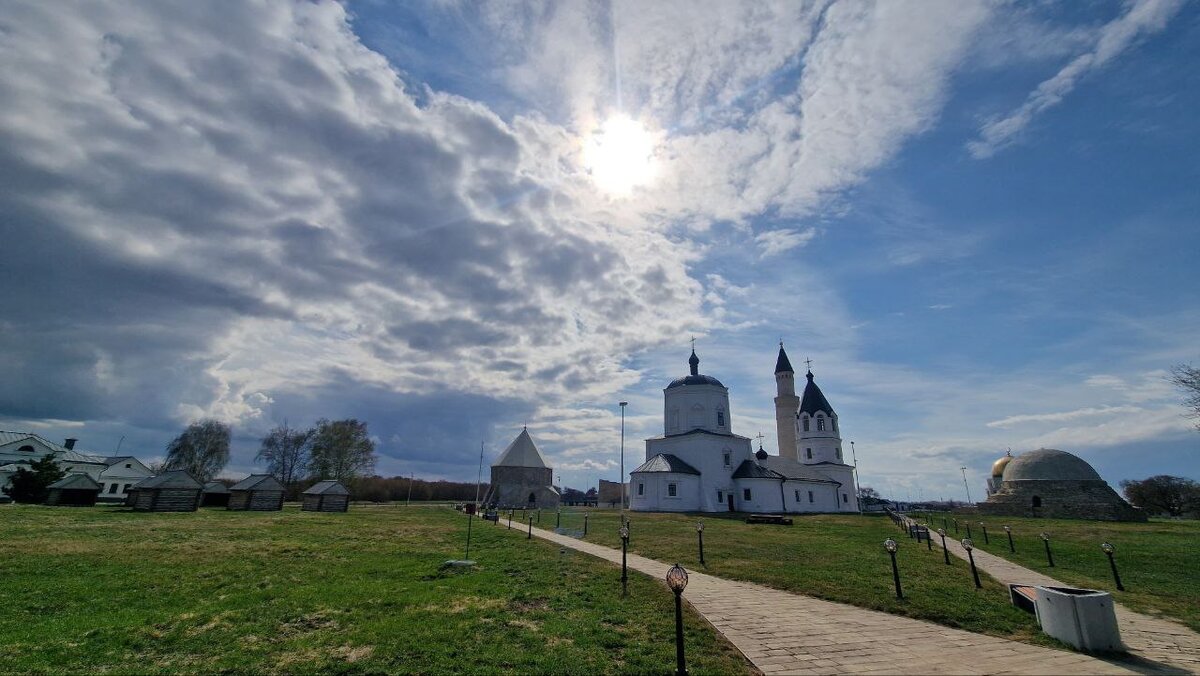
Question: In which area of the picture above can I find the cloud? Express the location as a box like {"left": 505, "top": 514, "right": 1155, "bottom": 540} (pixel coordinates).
{"left": 755, "top": 227, "right": 816, "bottom": 258}
{"left": 986, "top": 405, "right": 1144, "bottom": 428}
{"left": 968, "top": 0, "right": 1185, "bottom": 158}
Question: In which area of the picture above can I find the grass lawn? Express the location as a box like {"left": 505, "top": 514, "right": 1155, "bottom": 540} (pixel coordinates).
{"left": 916, "top": 511, "right": 1200, "bottom": 632}
{"left": 0, "top": 504, "right": 751, "bottom": 674}
{"left": 541, "top": 508, "right": 1055, "bottom": 646}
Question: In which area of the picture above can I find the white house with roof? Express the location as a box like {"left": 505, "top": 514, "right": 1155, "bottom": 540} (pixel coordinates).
{"left": 0, "top": 431, "right": 151, "bottom": 502}
{"left": 629, "top": 346, "right": 859, "bottom": 514}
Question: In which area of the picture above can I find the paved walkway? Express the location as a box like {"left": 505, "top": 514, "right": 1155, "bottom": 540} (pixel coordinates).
{"left": 501, "top": 519, "right": 1188, "bottom": 675}
{"left": 898, "top": 514, "right": 1200, "bottom": 674}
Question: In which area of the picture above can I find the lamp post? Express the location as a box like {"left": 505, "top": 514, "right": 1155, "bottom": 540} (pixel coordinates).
{"left": 960, "top": 466, "right": 972, "bottom": 505}
{"left": 624, "top": 515, "right": 631, "bottom": 545}
{"left": 979, "top": 522, "right": 989, "bottom": 545}
{"left": 926, "top": 525, "right": 933, "bottom": 551}
{"left": 953, "top": 518, "right": 958, "bottom": 534}
{"left": 508, "top": 509, "right": 513, "bottom": 529}
{"left": 1102, "top": 542, "right": 1125, "bottom": 591}
{"left": 583, "top": 512, "right": 589, "bottom": 536}
{"left": 938, "top": 528, "right": 950, "bottom": 565}
{"left": 619, "top": 401, "right": 628, "bottom": 521}
{"left": 528, "top": 515, "right": 533, "bottom": 539}
{"left": 696, "top": 521, "right": 705, "bottom": 566}
{"left": 666, "top": 564, "right": 689, "bottom": 676}
{"left": 619, "top": 525, "right": 629, "bottom": 596}
{"left": 407, "top": 472, "right": 414, "bottom": 507}
{"left": 884, "top": 539, "right": 903, "bottom": 599}
{"left": 965, "top": 522, "right": 972, "bottom": 539}
{"left": 556, "top": 509, "right": 561, "bottom": 528}
{"left": 1004, "top": 525, "right": 1014, "bottom": 553}
{"left": 962, "top": 538, "right": 982, "bottom": 589}
{"left": 1041, "top": 532, "right": 1055, "bottom": 567}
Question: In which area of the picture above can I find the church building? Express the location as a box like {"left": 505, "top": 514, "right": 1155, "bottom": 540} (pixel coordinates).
{"left": 629, "top": 345, "right": 858, "bottom": 514}
{"left": 482, "top": 427, "right": 560, "bottom": 510}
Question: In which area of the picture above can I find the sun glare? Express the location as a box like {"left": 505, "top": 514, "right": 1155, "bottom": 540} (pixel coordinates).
{"left": 583, "top": 115, "right": 657, "bottom": 196}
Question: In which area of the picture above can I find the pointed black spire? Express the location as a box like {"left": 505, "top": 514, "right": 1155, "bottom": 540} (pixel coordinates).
{"left": 799, "top": 370, "right": 835, "bottom": 416}
{"left": 688, "top": 349, "right": 700, "bottom": 376}
{"left": 775, "top": 342, "right": 794, "bottom": 374}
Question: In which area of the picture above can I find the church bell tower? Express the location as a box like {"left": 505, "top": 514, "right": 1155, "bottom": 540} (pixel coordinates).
{"left": 774, "top": 343, "right": 800, "bottom": 461}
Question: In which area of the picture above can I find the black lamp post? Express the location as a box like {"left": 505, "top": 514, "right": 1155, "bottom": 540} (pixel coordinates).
{"left": 625, "top": 516, "right": 631, "bottom": 545}
{"left": 884, "top": 538, "right": 903, "bottom": 599}
{"left": 556, "top": 509, "right": 561, "bottom": 528}
{"left": 965, "top": 522, "right": 972, "bottom": 539}
{"left": 696, "top": 521, "right": 705, "bottom": 565}
{"left": 1102, "top": 542, "right": 1125, "bottom": 591}
{"left": 980, "top": 522, "right": 989, "bottom": 545}
{"left": 938, "top": 528, "right": 950, "bottom": 565}
{"left": 528, "top": 515, "right": 533, "bottom": 539}
{"left": 537, "top": 509, "right": 541, "bottom": 524}
{"left": 1004, "top": 525, "right": 1014, "bottom": 553}
{"left": 508, "top": 509, "right": 513, "bottom": 529}
{"left": 666, "top": 564, "right": 689, "bottom": 676}
{"left": 926, "top": 525, "right": 933, "bottom": 551}
{"left": 583, "top": 512, "right": 589, "bottom": 536}
{"left": 953, "top": 518, "right": 959, "bottom": 534}
{"left": 962, "top": 538, "right": 982, "bottom": 589}
{"left": 1041, "top": 532, "right": 1055, "bottom": 567}
{"left": 619, "top": 525, "right": 629, "bottom": 596}
{"left": 943, "top": 516, "right": 948, "bottom": 531}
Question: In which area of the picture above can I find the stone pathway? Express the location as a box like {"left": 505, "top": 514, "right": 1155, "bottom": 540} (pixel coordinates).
{"left": 502, "top": 519, "right": 1186, "bottom": 675}
{"left": 898, "top": 514, "right": 1200, "bottom": 674}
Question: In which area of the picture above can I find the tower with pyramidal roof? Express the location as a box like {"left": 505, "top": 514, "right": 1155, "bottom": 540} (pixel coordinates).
{"left": 483, "top": 427, "right": 560, "bottom": 509}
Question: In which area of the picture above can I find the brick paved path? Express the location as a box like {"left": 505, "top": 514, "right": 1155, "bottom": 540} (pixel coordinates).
{"left": 898, "top": 514, "right": 1200, "bottom": 674}
{"left": 507, "top": 520, "right": 1184, "bottom": 675}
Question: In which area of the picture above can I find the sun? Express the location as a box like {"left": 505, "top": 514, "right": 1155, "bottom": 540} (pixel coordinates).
{"left": 583, "top": 114, "right": 657, "bottom": 196}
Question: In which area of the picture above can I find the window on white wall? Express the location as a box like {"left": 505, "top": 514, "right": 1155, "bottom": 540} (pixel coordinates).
{"left": 108, "top": 484, "right": 118, "bottom": 494}
{"left": 808, "top": 491, "right": 814, "bottom": 503}
{"left": 806, "top": 448, "right": 812, "bottom": 459}
{"left": 794, "top": 490, "right": 800, "bottom": 501}
{"left": 123, "top": 484, "right": 132, "bottom": 493}
{"left": 717, "top": 410, "right": 725, "bottom": 426}
{"left": 842, "top": 493, "right": 848, "bottom": 503}
{"left": 717, "top": 490, "right": 723, "bottom": 501}
{"left": 723, "top": 451, "right": 731, "bottom": 467}
{"left": 817, "top": 416, "right": 825, "bottom": 431}
{"left": 743, "top": 488, "right": 751, "bottom": 500}
{"left": 832, "top": 418, "right": 838, "bottom": 432}
{"left": 668, "top": 483, "right": 678, "bottom": 497}
{"left": 638, "top": 483, "right": 644, "bottom": 496}
{"left": 802, "top": 417, "right": 809, "bottom": 432}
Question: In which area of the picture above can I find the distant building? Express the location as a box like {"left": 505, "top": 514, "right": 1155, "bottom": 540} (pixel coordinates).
{"left": 302, "top": 480, "right": 351, "bottom": 512}
{"left": 45, "top": 474, "right": 102, "bottom": 507}
{"left": 979, "top": 448, "right": 1145, "bottom": 522}
{"left": 94, "top": 456, "right": 153, "bottom": 503}
{"left": 200, "top": 481, "right": 231, "bottom": 508}
{"left": 227, "top": 474, "right": 286, "bottom": 511}
{"left": 0, "top": 432, "right": 107, "bottom": 498}
{"left": 128, "top": 470, "right": 202, "bottom": 512}
{"left": 598, "top": 479, "right": 627, "bottom": 507}
{"left": 483, "top": 427, "right": 560, "bottom": 509}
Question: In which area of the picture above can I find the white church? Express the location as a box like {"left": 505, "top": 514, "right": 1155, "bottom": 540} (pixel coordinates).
{"left": 629, "top": 345, "right": 858, "bottom": 514}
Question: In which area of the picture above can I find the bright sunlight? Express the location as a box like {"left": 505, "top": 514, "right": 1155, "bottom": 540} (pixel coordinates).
{"left": 583, "top": 115, "right": 657, "bottom": 196}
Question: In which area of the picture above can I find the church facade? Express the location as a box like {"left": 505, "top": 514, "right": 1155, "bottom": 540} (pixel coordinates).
{"left": 629, "top": 346, "right": 859, "bottom": 514}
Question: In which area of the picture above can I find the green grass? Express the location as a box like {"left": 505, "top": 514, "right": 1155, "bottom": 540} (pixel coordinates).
{"left": 916, "top": 511, "right": 1200, "bottom": 632}
{"left": 0, "top": 504, "right": 751, "bottom": 674}
{"left": 545, "top": 508, "right": 1054, "bottom": 646}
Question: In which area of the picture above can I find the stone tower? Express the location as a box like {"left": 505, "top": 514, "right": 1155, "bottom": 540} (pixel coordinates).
{"left": 773, "top": 343, "right": 800, "bottom": 461}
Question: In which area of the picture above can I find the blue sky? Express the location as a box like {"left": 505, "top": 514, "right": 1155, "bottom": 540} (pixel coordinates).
{"left": 1, "top": 0, "right": 1196, "bottom": 500}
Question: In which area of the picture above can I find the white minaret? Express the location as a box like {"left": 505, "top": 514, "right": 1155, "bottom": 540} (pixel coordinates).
{"left": 774, "top": 343, "right": 800, "bottom": 461}
{"left": 797, "top": 366, "right": 857, "bottom": 511}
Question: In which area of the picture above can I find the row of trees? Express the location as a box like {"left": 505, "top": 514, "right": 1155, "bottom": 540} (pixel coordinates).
{"left": 353, "top": 476, "right": 483, "bottom": 503}
{"left": 1121, "top": 475, "right": 1200, "bottom": 517}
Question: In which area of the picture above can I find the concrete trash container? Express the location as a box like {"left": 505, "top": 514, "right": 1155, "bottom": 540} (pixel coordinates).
{"left": 1034, "top": 586, "right": 1123, "bottom": 652}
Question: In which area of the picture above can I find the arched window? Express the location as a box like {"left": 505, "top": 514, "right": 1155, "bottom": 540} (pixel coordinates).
{"left": 688, "top": 404, "right": 704, "bottom": 429}
{"left": 716, "top": 409, "right": 725, "bottom": 427}
{"left": 528, "top": 492, "right": 537, "bottom": 505}
{"left": 18, "top": 445, "right": 34, "bottom": 453}
{"left": 723, "top": 450, "right": 731, "bottom": 467}
{"left": 817, "top": 415, "right": 825, "bottom": 431}
{"left": 802, "top": 417, "right": 810, "bottom": 432}
{"left": 832, "top": 418, "right": 837, "bottom": 432}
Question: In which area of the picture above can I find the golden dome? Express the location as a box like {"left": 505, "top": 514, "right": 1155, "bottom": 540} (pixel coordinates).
{"left": 991, "top": 451, "right": 1014, "bottom": 478}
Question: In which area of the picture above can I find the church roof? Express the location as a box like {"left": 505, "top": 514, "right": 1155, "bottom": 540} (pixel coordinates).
{"left": 775, "top": 345, "right": 794, "bottom": 374}
{"left": 666, "top": 349, "right": 726, "bottom": 389}
{"left": 647, "top": 428, "right": 751, "bottom": 442}
{"left": 758, "top": 456, "right": 844, "bottom": 483}
{"left": 631, "top": 453, "right": 701, "bottom": 475}
{"left": 799, "top": 371, "right": 835, "bottom": 416}
{"left": 731, "top": 460, "right": 784, "bottom": 480}
{"left": 493, "top": 428, "right": 550, "bottom": 469}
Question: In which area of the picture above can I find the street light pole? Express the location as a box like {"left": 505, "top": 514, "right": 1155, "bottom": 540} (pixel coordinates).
{"left": 960, "top": 466, "right": 972, "bottom": 505}
{"left": 851, "top": 441, "right": 862, "bottom": 512}
{"left": 619, "top": 401, "right": 628, "bottom": 521}
{"left": 407, "top": 472, "right": 414, "bottom": 507}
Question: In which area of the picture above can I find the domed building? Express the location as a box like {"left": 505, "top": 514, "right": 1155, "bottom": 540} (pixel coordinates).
{"left": 979, "top": 448, "right": 1145, "bottom": 522}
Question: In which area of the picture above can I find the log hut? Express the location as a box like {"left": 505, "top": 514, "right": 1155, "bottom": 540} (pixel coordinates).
{"left": 45, "top": 473, "right": 102, "bottom": 506}
{"left": 200, "top": 481, "right": 231, "bottom": 507}
{"left": 302, "top": 480, "right": 351, "bottom": 512}
{"left": 227, "top": 474, "right": 286, "bottom": 511}
{"left": 128, "top": 470, "right": 203, "bottom": 512}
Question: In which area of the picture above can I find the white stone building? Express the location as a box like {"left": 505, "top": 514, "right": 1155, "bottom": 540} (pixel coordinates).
{"left": 629, "top": 346, "right": 859, "bottom": 514}
{"left": 0, "top": 431, "right": 151, "bottom": 503}
{"left": 482, "top": 427, "right": 560, "bottom": 509}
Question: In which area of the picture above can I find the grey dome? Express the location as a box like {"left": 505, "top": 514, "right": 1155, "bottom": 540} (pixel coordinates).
{"left": 1003, "top": 448, "right": 1103, "bottom": 482}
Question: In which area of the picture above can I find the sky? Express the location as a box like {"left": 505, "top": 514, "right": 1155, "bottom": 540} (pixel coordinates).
{"left": 1, "top": 0, "right": 1197, "bottom": 501}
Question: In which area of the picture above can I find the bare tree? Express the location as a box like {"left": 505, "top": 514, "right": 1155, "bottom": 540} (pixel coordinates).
{"left": 164, "top": 419, "right": 231, "bottom": 482}
{"left": 1170, "top": 364, "right": 1200, "bottom": 430}
{"left": 256, "top": 422, "right": 312, "bottom": 488}
{"left": 308, "top": 418, "right": 376, "bottom": 483}
{"left": 1120, "top": 475, "right": 1200, "bottom": 517}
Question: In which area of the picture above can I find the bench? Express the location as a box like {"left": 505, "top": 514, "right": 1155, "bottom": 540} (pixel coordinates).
{"left": 1009, "top": 584, "right": 1038, "bottom": 615}
{"left": 745, "top": 514, "right": 793, "bottom": 525}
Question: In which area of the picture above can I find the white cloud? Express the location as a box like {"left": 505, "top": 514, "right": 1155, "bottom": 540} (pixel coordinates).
{"left": 986, "top": 405, "right": 1144, "bottom": 428}
{"left": 755, "top": 227, "right": 816, "bottom": 258}
{"left": 968, "top": 0, "right": 1185, "bottom": 158}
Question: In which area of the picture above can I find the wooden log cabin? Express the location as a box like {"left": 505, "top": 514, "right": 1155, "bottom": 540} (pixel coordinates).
{"left": 128, "top": 470, "right": 203, "bottom": 512}
{"left": 302, "top": 480, "right": 351, "bottom": 512}
{"left": 227, "top": 474, "right": 286, "bottom": 511}
{"left": 45, "top": 473, "right": 102, "bottom": 506}
{"left": 200, "top": 481, "right": 231, "bottom": 507}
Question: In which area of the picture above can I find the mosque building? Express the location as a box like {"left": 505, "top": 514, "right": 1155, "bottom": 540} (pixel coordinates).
{"left": 980, "top": 448, "right": 1145, "bottom": 521}
{"left": 629, "top": 344, "right": 858, "bottom": 513}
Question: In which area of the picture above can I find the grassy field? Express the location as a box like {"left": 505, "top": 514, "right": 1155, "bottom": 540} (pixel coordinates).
{"left": 0, "top": 504, "right": 751, "bottom": 674}
{"left": 545, "top": 508, "right": 1054, "bottom": 646}
{"left": 914, "top": 511, "right": 1200, "bottom": 632}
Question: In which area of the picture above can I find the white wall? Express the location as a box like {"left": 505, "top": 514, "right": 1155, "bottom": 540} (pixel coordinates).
{"left": 663, "top": 383, "right": 732, "bottom": 436}
{"left": 629, "top": 473, "right": 701, "bottom": 512}
{"left": 644, "top": 432, "right": 753, "bottom": 512}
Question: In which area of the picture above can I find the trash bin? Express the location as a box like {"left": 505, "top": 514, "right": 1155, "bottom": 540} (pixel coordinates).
{"left": 1033, "top": 586, "right": 1123, "bottom": 652}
